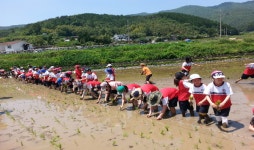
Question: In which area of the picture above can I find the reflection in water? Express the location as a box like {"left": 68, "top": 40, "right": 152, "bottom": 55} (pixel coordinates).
{"left": 237, "top": 83, "right": 254, "bottom": 103}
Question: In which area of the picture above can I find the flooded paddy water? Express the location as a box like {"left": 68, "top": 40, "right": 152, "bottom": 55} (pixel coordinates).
{"left": 0, "top": 58, "right": 254, "bottom": 150}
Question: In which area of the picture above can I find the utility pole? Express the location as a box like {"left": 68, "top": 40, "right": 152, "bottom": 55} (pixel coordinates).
{"left": 220, "top": 9, "right": 222, "bottom": 38}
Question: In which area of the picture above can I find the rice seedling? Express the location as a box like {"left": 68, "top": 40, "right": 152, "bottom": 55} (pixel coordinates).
{"left": 215, "top": 143, "right": 223, "bottom": 149}
{"left": 140, "top": 132, "right": 145, "bottom": 138}
{"left": 50, "top": 135, "right": 62, "bottom": 149}
{"left": 160, "top": 129, "right": 165, "bottom": 136}
{"left": 194, "top": 126, "right": 198, "bottom": 131}
{"left": 76, "top": 128, "right": 81, "bottom": 134}
{"left": 188, "top": 132, "right": 192, "bottom": 138}
{"left": 133, "top": 130, "right": 137, "bottom": 135}
{"left": 30, "top": 117, "right": 35, "bottom": 123}
{"left": 123, "top": 132, "right": 128, "bottom": 137}
{"left": 5, "top": 111, "right": 15, "bottom": 121}
{"left": 112, "top": 141, "right": 117, "bottom": 146}
{"left": 21, "top": 141, "right": 23, "bottom": 146}
{"left": 164, "top": 126, "right": 169, "bottom": 131}
{"left": 198, "top": 138, "right": 201, "bottom": 143}
{"left": 194, "top": 144, "right": 199, "bottom": 149}
{"left": 54, "top": 117, "right": 61, "bottom": 124}
{"left": 40, "top": 133, "right": 46, "bottom": 140}
{"left": 241, "top": 142, "right": 245, "bottom": 146}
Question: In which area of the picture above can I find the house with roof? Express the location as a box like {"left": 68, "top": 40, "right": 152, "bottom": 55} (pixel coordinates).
{"left": 112, "top": 34, "right": 130, "bottom": 42}
{"left": 0, "top": 40, "right": 32, "bottom": 54}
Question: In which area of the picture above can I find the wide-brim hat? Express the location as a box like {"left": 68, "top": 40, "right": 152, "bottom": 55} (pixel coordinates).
{"left": 147, "top": 91, "right": 162, "bottom": 106}
{"left": 211, "top": 70, "right": 225, "bottom": 79}
{"left": 106, "top": 64, "right": 112, "bottom": 67}
{"left": 189, "top": 74, "right": 201, "bottom": 81}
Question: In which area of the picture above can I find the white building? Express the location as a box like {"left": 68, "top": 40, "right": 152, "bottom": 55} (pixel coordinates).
{"left": 0, "top": 40, "right": 32, "bottom": 54}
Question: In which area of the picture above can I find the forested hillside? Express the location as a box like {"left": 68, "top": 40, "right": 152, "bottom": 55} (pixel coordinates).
{"left": 168, "top": 1, "right": 254, "bottom": 32}
{"left": 0, "top": 12, "right": 238, "bottom": 47}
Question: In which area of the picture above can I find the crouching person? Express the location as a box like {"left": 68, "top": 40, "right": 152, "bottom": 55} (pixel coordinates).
{"left": 146, "top": 91, "right": 162, "bottom": 118}
{"left": 97, "top": 81, "right": 123, "bottom": 104}
{"left": 116, "top": 85, "right": 129, "bottom": 110}
{"left": 81, "top": 80, "right": 101, "bottom": 100}
{"left": 158, "top": 87, "right": 179, "bottom": 119}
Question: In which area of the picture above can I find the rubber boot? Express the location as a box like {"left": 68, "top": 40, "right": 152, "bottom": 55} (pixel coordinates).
{"left": 190, "top": 110, "right": 195, "bottom": 117}
{"left": 197, "top": 114, "right": 202, "bottom": 124}
{"left": 170, "top": 107, "right": 176, "bottom": 117}
{"left": 204, "top": 114, "right": 212, "bottom": 124}
{"left": 182, "top": 111, "right": 186, "bottom": 117}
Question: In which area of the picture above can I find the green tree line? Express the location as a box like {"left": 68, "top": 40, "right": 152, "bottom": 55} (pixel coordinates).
{"left": 0, "top": 12, "right": 238, "bottom": 46}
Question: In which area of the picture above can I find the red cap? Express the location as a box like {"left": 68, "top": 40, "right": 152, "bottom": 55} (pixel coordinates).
{"left": 252, "top": 107, "right": 254, "bottom": 114}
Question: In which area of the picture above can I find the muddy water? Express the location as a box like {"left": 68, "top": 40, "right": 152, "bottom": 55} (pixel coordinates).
{"left": 0, "top": 58, "right": 254, "bottom": 150}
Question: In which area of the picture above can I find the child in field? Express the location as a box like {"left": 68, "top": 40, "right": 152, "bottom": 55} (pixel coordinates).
{"left": 157, "top": 87, "right": 178, "bottom": 119}
{"left": 235, "top": 63, "right": 254, "bottom": 83}
{"left": 174, "top": 72, "right": 194, "bottom": 117}
{"left": 204, "top": 70, "right": 233, "bottom": 128}
{"left": 140, "top": 63, "right": 153, "bottom": 84}
{"left": 130, "top": 84, "right": 159, "bottom": 112}
{"left": 181, "top": 56, "right": 200, "bottom": 76}
{"left": 189, "top": 74, "right": 212, "bottom": 124}
{"left": 116, "top": 85, "right": 129, "bottom": 110}
{"left": 105, "top": 64, "right": 115, "bottom": 81}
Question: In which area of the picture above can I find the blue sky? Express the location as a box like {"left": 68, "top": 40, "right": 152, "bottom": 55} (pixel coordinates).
{"left": 1, "top": 0, "right": 250, "bottom": 26}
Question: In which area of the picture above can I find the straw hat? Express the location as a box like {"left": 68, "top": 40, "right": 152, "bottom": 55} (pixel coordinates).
{"left": 147, "top": 91, "right": 162, "bottom": 106}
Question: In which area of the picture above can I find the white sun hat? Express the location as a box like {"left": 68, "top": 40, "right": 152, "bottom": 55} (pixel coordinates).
{"left": 106, "top": 64, "right": 112, "bottom": 67}
{"left": 189, "top": 74, "right": 201, "bottom": 81}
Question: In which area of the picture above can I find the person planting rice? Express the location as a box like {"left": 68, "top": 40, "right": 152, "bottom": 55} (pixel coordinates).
{"left": 116, "top": 85, "right": 129, "bottom": 110}
{"left": 235, "top": 63, "right": 254, "bottom": 83}
{"left": 189, "top": 74, "right": 212, "bottom": 124}
{"left": 130, "top": 84, "right": 159, "bottom": 113}
{"left": 174, "top": 72, "right": 194, "bottom": 117}
{"left": 204, "top": 70, "right": 233, "bottom": 128}
{"left": 147, "top": 87, "right": 178, "bottom": 120}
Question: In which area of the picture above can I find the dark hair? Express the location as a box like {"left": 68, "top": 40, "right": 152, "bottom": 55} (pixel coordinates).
{"left": 174, "top": 72, "right": 185, "bottom": 86}
{"left": 185, "top": 57, "right": 192, "bottom": 63}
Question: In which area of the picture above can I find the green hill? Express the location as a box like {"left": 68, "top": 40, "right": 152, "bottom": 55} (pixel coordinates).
{"left": 167, "top": 1, "right": 254, "bottom": 32}
{"left": 0, "top": 12, "right": 238, "bottom": 47}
